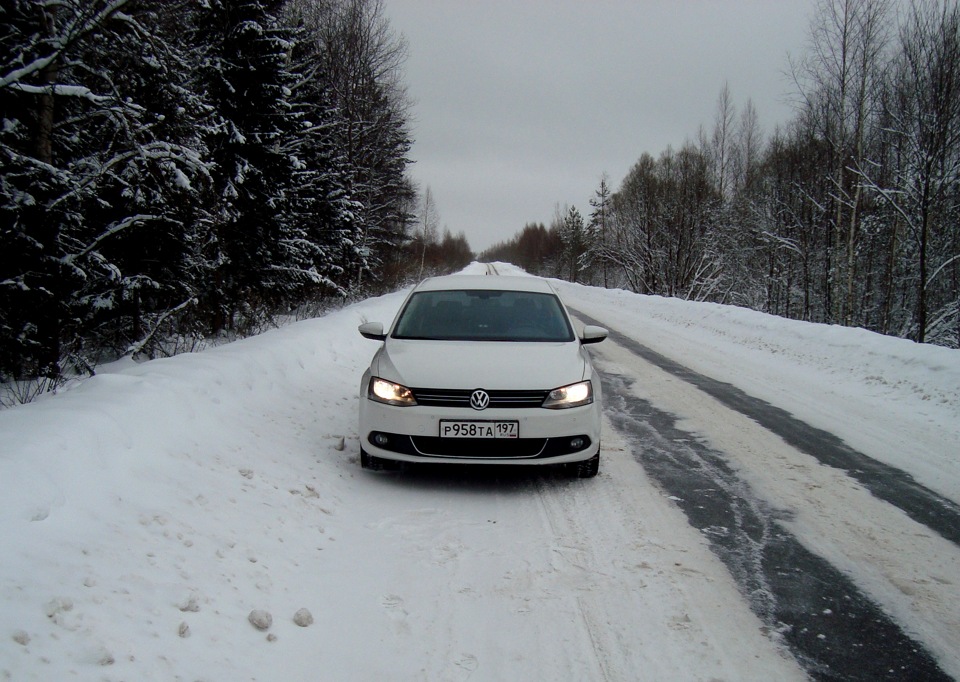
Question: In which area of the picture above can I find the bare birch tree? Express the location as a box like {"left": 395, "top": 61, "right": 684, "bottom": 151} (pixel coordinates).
{"left": 791, "top": 0, "right": 892, "bottom": 325}
{"left": 854, "top": 0, "right": 960, "bottom": 343}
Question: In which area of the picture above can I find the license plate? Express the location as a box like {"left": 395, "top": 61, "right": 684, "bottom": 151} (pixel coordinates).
{"left": 439, "top": 420, "right": 519, "bottom": 439}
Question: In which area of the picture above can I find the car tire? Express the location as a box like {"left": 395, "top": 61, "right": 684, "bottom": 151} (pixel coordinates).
{"left": 571, "top": 452, "right": 600, "bottom": 478}
{"left": 360, "top": 449, "right": 384, "bottom": 471}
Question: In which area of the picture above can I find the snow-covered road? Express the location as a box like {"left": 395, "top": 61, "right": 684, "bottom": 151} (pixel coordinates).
{"left": 2, "top": 262, "right": 958, "bottom": 681}
{"left": 588, "top": 328, "right": 958, "bottom": 679}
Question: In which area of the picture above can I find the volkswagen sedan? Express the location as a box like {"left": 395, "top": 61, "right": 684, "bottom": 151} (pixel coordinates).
{"left": 357, "top": 274, "right": 607, "bottom": 477}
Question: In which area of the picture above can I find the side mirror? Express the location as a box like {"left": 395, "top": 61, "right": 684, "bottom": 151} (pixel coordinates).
{"left": 581, "top": 325, "right": 608, "bottom": 345}
{"left": 358, "top": 321, "right": 386, "bottom": 341}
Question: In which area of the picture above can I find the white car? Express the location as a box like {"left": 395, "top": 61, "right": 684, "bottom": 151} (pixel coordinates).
{"left": 357, "top": 274, "right": 607, "bottom": 477}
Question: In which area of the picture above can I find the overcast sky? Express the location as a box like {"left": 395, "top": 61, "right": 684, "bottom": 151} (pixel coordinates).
{"left": 384, "top": 0, "right": 814, "bottom": 253}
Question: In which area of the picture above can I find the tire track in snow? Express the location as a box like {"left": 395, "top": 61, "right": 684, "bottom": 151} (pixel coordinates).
{"left": 526, "top": 451, "right": 805, "bottom": 681}
{"left": 599, "top": 369, "right": 948, "bottom": 681}
{"left": 531, "top": 479, "right": 614, "bottom": 682}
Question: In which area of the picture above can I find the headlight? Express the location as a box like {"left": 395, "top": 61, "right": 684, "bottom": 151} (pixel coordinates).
{"left": 368, "top": 377, "right": 417, "bottom": 406}
{"left": 542, "top": 380, "right": 593, "bottom": 409}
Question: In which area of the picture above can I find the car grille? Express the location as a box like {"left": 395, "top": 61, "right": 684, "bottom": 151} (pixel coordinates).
{"left": 412, "top": 388, "right": 549, "bottom": 408}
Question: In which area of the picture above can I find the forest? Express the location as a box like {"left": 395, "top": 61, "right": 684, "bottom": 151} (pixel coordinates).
{"left": 483, "top": 0, "right": 960, "bottom": 350}
{"left": 4, "top": 0, "right": 959, "bottom": 407}
{"left": 0, "top": 0, "right": 471, "bottom": 403}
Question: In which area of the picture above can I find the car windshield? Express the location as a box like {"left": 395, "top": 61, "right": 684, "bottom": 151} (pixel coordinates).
{"left": 392, "top": 289, "right": 575, "bottom": 342}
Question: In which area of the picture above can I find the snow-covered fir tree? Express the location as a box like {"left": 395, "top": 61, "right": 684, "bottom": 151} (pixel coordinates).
{"left": 1, "top": 0, "right": 419, "bottom": 390}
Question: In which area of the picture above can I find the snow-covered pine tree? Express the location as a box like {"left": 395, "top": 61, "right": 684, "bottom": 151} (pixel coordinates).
{"left": 560, "top": 206, "right": 586, "bottom": 284}
{"left": 0, "top": 0, "right": 81, "bottom": 380}
{"left": 281, "top": 8, "right": 364, "bottom": 301}
{"left": 1, "top": 0, "right": 211, "bottom": 380}
{"left": 586, "top": 175, "right": 612, "bottom": 287}
{"left": 197, "top": 0, "right": 308, "bottom": 333}
{"left": 69, "top": 0, "right": 213, "bottom": 362}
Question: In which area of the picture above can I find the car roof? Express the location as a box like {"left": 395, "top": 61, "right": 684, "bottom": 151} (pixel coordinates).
{"left": 413, "top": 274, "right": 558, "bottom": 294}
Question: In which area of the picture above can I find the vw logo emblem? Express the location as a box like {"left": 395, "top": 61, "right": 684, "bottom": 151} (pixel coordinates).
{"left": 470, "top": 389, "right": 490, "bottom": 410}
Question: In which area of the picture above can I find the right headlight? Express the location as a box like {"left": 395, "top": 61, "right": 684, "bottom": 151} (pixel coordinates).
{"left": 542, "top": 380, "right": 593, "bottom": 409}
{"left": 368, "top": 377, "right": 417, "bottom": 406}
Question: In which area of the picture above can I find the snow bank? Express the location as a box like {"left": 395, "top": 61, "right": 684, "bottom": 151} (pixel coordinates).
{"left": 0, "top": 291, "right": 410, "bottom": 680}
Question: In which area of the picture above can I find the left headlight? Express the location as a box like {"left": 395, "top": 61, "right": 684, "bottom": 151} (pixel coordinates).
{"left": 542, "top": 380, "right": 593, "bottom": 409}
{"left": 368, "top": 377, "right": 417, "bottom": 406}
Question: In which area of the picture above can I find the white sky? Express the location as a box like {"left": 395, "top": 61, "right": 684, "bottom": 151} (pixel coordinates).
{"left": 384, "top": 0, "right": 814, "bottom": 253}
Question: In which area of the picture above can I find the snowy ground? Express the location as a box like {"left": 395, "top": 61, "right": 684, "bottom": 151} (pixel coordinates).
{"left": 2, "top": 262, "right": 957, "bottom": 681}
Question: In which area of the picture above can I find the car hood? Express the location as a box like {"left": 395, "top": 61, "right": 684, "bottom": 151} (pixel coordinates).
{"left": 375, "top": 339, "right": 589, "bottom": 390}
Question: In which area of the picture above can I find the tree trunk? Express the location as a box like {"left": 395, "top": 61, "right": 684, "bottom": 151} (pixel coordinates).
{"left": 36, "top": 7, "right": 58, "bottom": 164}
{"left": 36, "top": 5, "right": 61, "bottom": 378}
{"left": 916, "top": 204, "right": 929, "bottom": 342}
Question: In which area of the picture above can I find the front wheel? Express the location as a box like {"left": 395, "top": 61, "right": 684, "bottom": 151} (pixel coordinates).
{"left": 570, "top": 453, "right": 599, "bottom": 478}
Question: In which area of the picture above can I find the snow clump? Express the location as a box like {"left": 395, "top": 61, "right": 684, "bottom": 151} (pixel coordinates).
{"left": 293, "top": 608, "right": 314, "bottom": 627}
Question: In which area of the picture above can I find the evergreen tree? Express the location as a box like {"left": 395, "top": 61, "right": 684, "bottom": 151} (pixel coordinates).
{"left": 283, "top": 16, "right": 363, "bottom": 299}
{"left": 586, "top": 175, "right": 612, "bottom": 287}
{"left": 1, "top": 0, "right": 424, "bottom": 395}
{"left": 1, "top": 0, "right": 209, "bottom": 378}
{"left": 560, "top": 206, "right": 586, "bottom": 283}
{"left": 74, "top": 0, "right": 212, "bottom": 360}
{"left": 197, "top": 0, "right": 306, "bottom": 332}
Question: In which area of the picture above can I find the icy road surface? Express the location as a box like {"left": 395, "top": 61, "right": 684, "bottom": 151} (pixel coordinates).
{"left": 2, "top": 262, "right": 958, "bottom": 681}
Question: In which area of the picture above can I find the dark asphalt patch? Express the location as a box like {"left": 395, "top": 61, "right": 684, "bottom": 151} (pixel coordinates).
{"left": 572, "top": 308, "right": 960, "bottom": 549}
{"left": 601, "top": 371, "right": 949, "bottom": 681}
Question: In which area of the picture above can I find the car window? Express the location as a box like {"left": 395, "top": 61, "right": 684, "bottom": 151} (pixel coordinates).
{"left": 392, "top": 290, "right": 575, "bottom": 342}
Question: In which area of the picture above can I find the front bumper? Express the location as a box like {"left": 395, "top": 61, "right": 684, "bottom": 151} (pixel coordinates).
{"left": 358, "top": 396, "right": 602, "bottom": 466}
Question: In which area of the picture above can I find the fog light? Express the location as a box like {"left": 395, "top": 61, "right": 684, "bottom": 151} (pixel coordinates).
{"left": 373, "top": 433, "right": 390, "bottom": 446}
{"left": 570, "top": 437, "right": 585, "bottom": 450}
